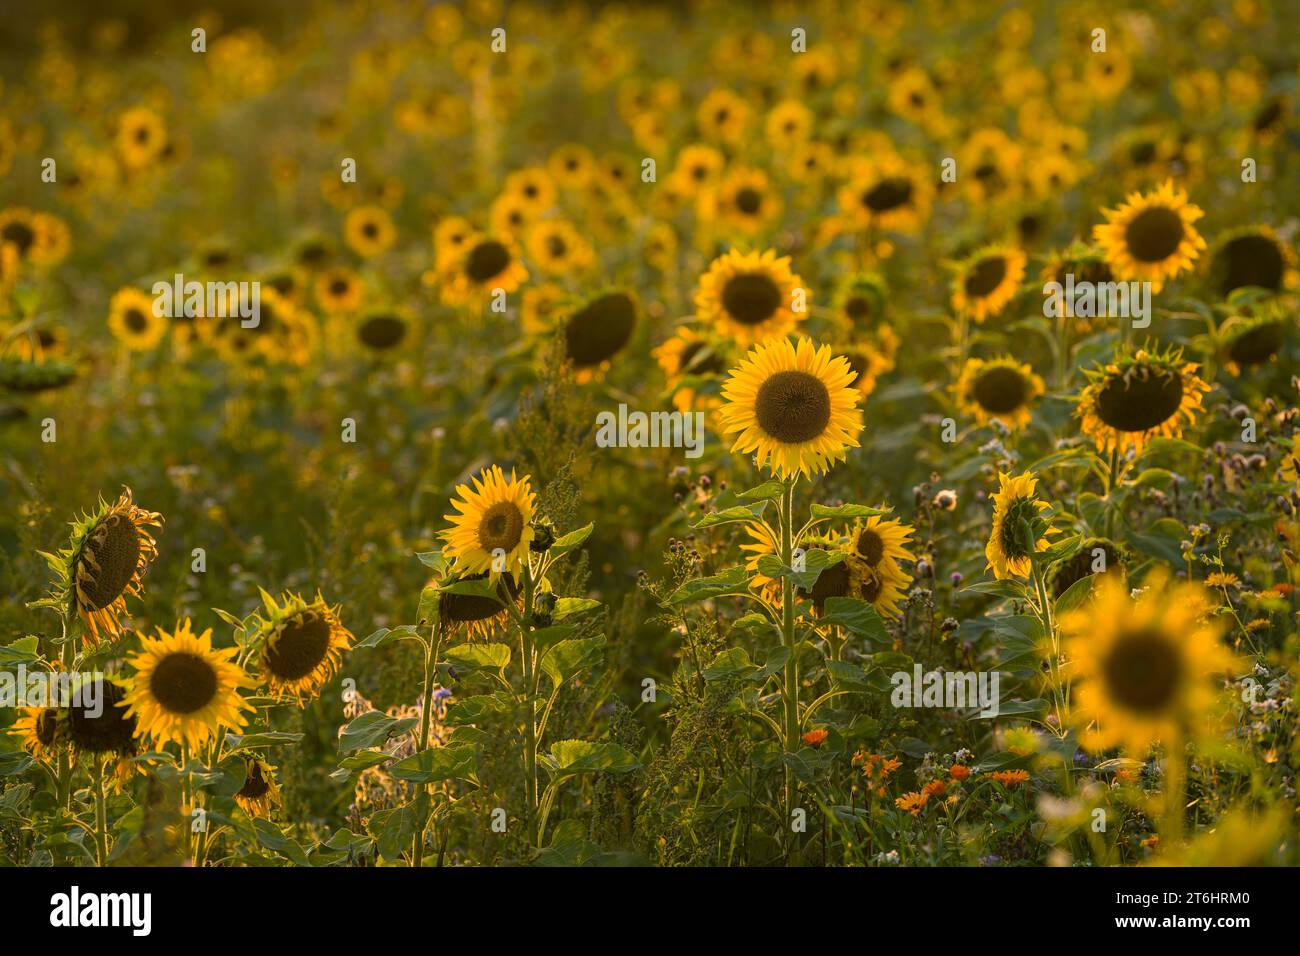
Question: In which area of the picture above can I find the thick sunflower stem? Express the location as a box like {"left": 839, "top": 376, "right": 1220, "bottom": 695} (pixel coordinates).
{"left": 55, "top": 608, "right": 77, "bottom": 814}
{"left": 520, "top": 563, "right": 540, "bottom": 850}
{"left": 780, "top": 476, "right": 800, "bottom": 849}
{"left": 93, "top": 757, "right": 109, "bottom": 866}
{"left": 411, "top": 625, "right": 442, "bottom": 867}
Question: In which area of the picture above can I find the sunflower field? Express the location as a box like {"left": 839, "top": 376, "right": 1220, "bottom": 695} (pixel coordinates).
{"left": 1, "top": 0, "right": 1298, "bottom": 875}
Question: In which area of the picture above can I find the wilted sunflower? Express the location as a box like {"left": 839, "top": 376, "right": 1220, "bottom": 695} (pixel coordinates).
{"left": 951, "top": 246, "right": 1027, "bottom": 323}
{"left": 1060, "top": 569, "right": 1241, "bottom": 754}
{"left": 0, "top": 354, "right": 78, "bottom": 393}
{"left": 123, "top": 619, "right": 254, "bottom": 749}
{"left": 344, "top": 205, "right": 396, "bottom": 258}
{"left": 433, "top": 570, "right": 522, "bottom": 639}
{"left": 67, "top": 676, "right": 136, "bottom": 757}
{"left": 556, "top": 290, "right": 638, "bottom": 380}
{"left": 47, "top": 488, "right": 162, "bottom": 643}
{"left": 252, "top": 591, "right": 353, "bottom": 703}
{"left": 985, "top": 471, "right": 1056, "bottom": 581}
{"left": 695, "top": 249, "right": 805, "bottom": 346}
{"left": 1075, "top": 345, "right": 1209, "bottom": 456}
{"left": 1219, "top": 309, "right": 1289, "bottom": 376}
{"left": 719, "top": 336, "right": 863, "bottom": 479}
{"left": 354, "top": 309, "right": 410, "bottom": 353}
{"left": 234, "top": 758, "right": 282, "bottom": 818}
{"left": 10, "top": 706, "right": 61, "bottom": 759}
{"left": 442, "top": 465, "right": 537, "bottom": 578}
{"left": 1207, "top": 225, "right": 1295, "bottom": 298}
{"left": 1093, "top": 179, "right": 1206, "bottom": 293}
{"left": 653, "top": 325, "right": 726, "bottom": 412}
{"left": 953, "top": 356, "right": 1045, "bottom": 430}
{"left": 107, "top": 287, "right": 167, "bottom": 352}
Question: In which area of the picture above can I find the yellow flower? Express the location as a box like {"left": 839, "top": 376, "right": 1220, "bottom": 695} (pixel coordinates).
{"left": 1075, "top": 344, "right": 1209, "bottom": 457}
{"left": 115, "top": 106, "right": 167, "bottom": 169}
{"left": 442, "top": 465, "right": 538, "bottom": 579}
{"left": 252, "top": 590, "right": 353, "bottom": 704}
{"left": 107, "top": 287, "right": 167, "bottom": 351}
{"left": 1092, "top": 179, "right": 1206, "bottom": 293}
{"left": 953, "top": 356, "right": 1045, "bottom": 430}
{"left": 694, "top": 249, "right": 805, "bottom": 346}
{"left": 344, "top": 205, "right": 396, "bottom": 257}
{"left": 985, "top": 471, "right": 1056, "bottom": 580}
{"left": 234, "top": 758, "right": 282, "bottom": 818}
{"left": 950, "top": 246, "right": 1027, "bottom": 323}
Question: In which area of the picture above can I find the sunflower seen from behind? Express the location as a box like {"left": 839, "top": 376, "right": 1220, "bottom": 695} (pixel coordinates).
{"left": 719, "top": 336, "right": 863, "bottom": 480}
{"left": 442, "top": 465, "right": 537, "bottom": 579}
{"left": 252, "top": 590, "right": 353, "bottom": 703}
{"left": 234, "top": 758, "right": 282, "bottom": 818}
{"left": 123, "top": 619, "right": 254, "bottom": 750}
{"left": 1075, "top": 344, "right": 1209, "bottom": 457}
{"left": 1092, "top": 179, "right": 1206, "bottom": 293}
{"left": 985, "top": 471, "right": 1056, "bottom": 581}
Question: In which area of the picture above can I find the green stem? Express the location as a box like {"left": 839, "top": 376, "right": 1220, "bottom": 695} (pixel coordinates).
{"left": 779, "top": 476, "right": 800, "bottom": 843}
{"left": 521, "top": 564, "right": 539, "bottom": 849}
{"left": 92, "top": 757, "right": 109, "bottom": 866}
{"left": 411, "top": 624, "right": 444, "bottom": 867}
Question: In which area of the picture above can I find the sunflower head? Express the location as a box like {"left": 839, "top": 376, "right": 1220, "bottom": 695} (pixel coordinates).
{"left": 67, "top": 676, "right": 137, "bottom": 757}
{"left": 251, "top": 590, "right": 353, "bottom": 704}
{"left": 439, "top": 233, "right": 529, "bottom": 306}
{"left": 653, "top": 325, "right": 727, "bottom": 412}
{"left": 561, "top": 290, "right": 639, "bottom": 380}
{"left": 985, "top": 471, "right": 1056, "bottom": 581}
{"left": 1048, "top": 536, "right": 1127, "bottom": 598}
{"left": 951, "top": 245, "right": 1027, "bottom": 323}
{"left": 1207, "top": 225, "right": 1295, "bottom": 298}
{"left": 848, "top": 514, "right": 917, "bottom": 576}
{"left": 355, "top": 309, "right": 411, "bottom": 354}
{"left": 10, "top": 705, "right": 63, "bottom": 760}
{"left": 695, "top": 249, "right": 805, "bottom": 346}
{"left": 833, "top": 272, "right": 888, "bottom": 330}
{"left": 442, "top": 465, "right": 538, "bottom": 578}
{"left": 1092, "top": 179, "right": 1206, "bottom": 293}
{"left": 1076, "top": 342, "right": 1209, "bottom": 456}
{"left": 1219, "top": 306, "right": 1289, "bottom": 376}
{"left": 1060, "top": 568, "right": 1242, "bottom": 754}
{"left": 123, "top": 619, "right": 255, "bottom": 750}
{"left": 234, "top": 758, "right": 282, "bottom": 818}
{"left": 718, "top": 337, "right": 863, "bottom": 480}
{"left": 954, "top": 356, "right": 1045, "bottom": 431}
{"left": 47, "top": 488, "right": 162, "bottom": 645}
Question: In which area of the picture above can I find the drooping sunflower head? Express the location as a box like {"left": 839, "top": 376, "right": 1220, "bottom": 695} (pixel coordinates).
{"left": 950, "top": 245, "right": 1027, "bottom": 323}
{"left": 1048, "top": 536, "right": 1127, "bottom": 598}
{"left": 560, "top": 290, "right": 638, "bottom": 380}
{"left": 1092, "top": 179, "right": 1206, "bottom": 293}
{"left": 953, "top": 355, "right": 1045, "bottom": 431}
{"left": 695, "top": 249, "right": 805, "bottom": 346}
{"left": 67, "top": 676, "right": 137, "bottom": 757}
{"left": 1207, "top": 225, "right": 1296, "bottom": 298}
{"left": 1219, "top": 306, "right": 1289, "bottom": 376}
{"left": 719, "top": 337, "right": 863, "bottom": 479}
{"left": 50, "top": 488, "right": 162, "bottom": 645}
{"left": 985, "top": 471, "right": 1056, "bottom": 581}
{"left": 10, "top": 706, "right": 62, "bottom": 760}
{"left": 441, "top": 465, "right": 537, "bottom": 578}
{"left": 122, "top": 619, "right": 254, "bottom": 750}
{"left": 652, "top": 325, "right": 727, "bottom": 412}
{"left": 1060, "top": 568, "right": 1242, "bottom": 755}
{"left": 1075, "top": 343, "right": 1210, "bottom": 456}
{"left": 234, "top": 758, "right": 282, "bottom": 818}
{"left": 797, "top": 545, "right": 910, "bottom": 620}
{"left": 434, "top": 569, "right": 522, "bottom": 639}
{"left": 252, "top": 591, "right": 353, "bottom": 703}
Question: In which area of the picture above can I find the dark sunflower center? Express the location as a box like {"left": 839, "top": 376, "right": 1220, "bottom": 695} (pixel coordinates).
{"left": 79, "top": 515, "right": 142, "bottom": 610}
{"left": 964, "top": 257, "right": 1008, "bottom": 298}
{"left": 1227, "top": 322, "right": 1285, "bottom": 367}
{"left": 972, "top": 365, "right": 1028, "bottom": 414}
{"left": 546, "top": 235, "right": 567, "bottom": 257}
{"left": 807, "top": 560, "right": 851, "bottom": 615}
{"left": 1095, "top": 366, "right": 1184, "bottom": 432}
{"left": 466, "top": 241, "right": 510, "bottom": 282}
{"left": 1129, "top": 140, "right": 1156, "bottom": 165}
{"left": 358, "top": 314, "right": 407, "bottom": 350}
{"left": 1217, "top": 234, "right": 1284, "bottom": 295}
{"left": 442, "top": 573, "right": 518, "bottom": 623}
{"left": 564, "top": 292, "right": 636, "bottom": 367}
{"left": 1101, "top": 629, "right": 1183, "bottom": 714}
{"left": 362, "top": 222, "right": 378, "bottom": 238}
{"left": 755, "top": 370, "right": 832, "bottom": 444}
{"left": 478, "top": 501, "right": 524, "bottom": 554}
{"left": 149, "top": 653, "right": 219, "bottom": 714}
{"left": 862, "top": 177, "right": 914, "bottom": 212}
{"left": 330, "top": 279, "right": 349, "bottom": 296}
{"left": 265, "top": 613, "right": 332, "bottom": 681}
{"left": 237, "top": 762, "right": 271, "bottom": 800}
{"left": 679, "top": 341, "right": 724, "bottom": 375}
{"left": 35, "top": 709, "right": 59, "bottom": 747}
{"left": 125, "top": 309, "right": 148, "bottom": 333}
{"left": 1253, "top": 98, "right": 1282, "bottom": 132}
{"left": 1124, "top": 207, "right": 1184, "bottom": 262}
{"left": 735, "top": 188, "right": 763, "bottom": 215}
{"left": 1051, "top": 541, "right": 1122, "bottom": 597}
{"left": 855, "top": 529, "right": 885, "bottom": 566}
{"left": 68, "top": 679, "right": 135, "bottom": 754}
{"left": 858, "top": 571, "right": 883, "bottom": 603}
{"left": 721, "top": 273, "right": 781, "bottom": 326}
{"left": 1, "top": 221, "right": 35, "bottom": 253}
{"left": 844, "top": 295, "right": 872, "bottom": 321}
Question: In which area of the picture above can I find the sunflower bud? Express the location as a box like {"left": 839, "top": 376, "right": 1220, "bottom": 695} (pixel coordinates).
{"left": 530, "top": 522, "right": 555, "bottom": 553}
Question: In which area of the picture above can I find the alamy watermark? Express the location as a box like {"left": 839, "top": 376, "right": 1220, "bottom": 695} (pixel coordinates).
{"left": 152, "top": 273, "right": 260, "bottom": 328}
{"left": 1043, "top": 272, "right": 1150, "bottom": 328}
{"left": 595, "top": 404, "right": 705, "bottom": 459}
{"left": 0, "top": 666, "right": 103, "bottom": 716}
{"left": 890, "top": 664, "right": 1000, "bottom": 718}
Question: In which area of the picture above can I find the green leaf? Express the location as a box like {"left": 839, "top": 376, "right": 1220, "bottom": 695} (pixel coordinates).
{"left": 388, "top": 744, "right": 477, "bottom": 784}
{"left": 809, "top": 503, "right": 887, "bottom": 521}
{"left": 1053, "top": 573, "right": 1095, "bottom": 617}
{"left": 971, "top": 698, "right": 1047, "bottom": 719}
{"left": 692, "top": 501, "right": 768, "bottom": 529}
{"left": 355, "top": 624, "right": 422, "bottom": 649}
{"left": 371, "top": 806, "right": 416, "bottom": 862}
{"left": 446, "top": 642, "right": 511, "bottom": 672}
{"left": 703, "top": 646, "right": 758, "bottom": 681}
{"left": 329, "top": 751, "right": 393, "bottom": 782}
{"left": 825, "top": 659, "right": 871, "bottom": 689}
{"left": 736, "top": 480, "right": 786, "bottom": 503}
{"left": 338, "top": 712, "right": 418, "bottom": 753}
{"left": 816, "top": 597, "right": 889, "bottom": 644}
{"left": 0, "top": 636, "right": 39, "bottom": 666}
{"left": 544, "top": 740, "right": 639, "bottom": 776}
{"left": 540, "top": 637, "right": 605, "bottom": 685}
{"left": 439, "top": 577, "right": 505, "bottom": 603}
{"left": 224, "top": 730, "right": 304, "bottom": 751}
{"left": 253, "top": 818, "right": 310, "bottom": 866}
{"left": 666, "top": 566, "right": 751, "bottom": 605}
{"left": 550, "top": 522, "right": 594, "bottom": 559}
{"left": 757, "top": 548, "right": 843, "bottom": 591}
{"left": 552, "top": 597, "right": 601, "bottom": 621}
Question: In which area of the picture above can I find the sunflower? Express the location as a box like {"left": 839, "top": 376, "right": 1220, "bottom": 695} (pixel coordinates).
{"left": 764, "top": 99, "right": 814, "bottom": 150}
{"left": 1219, "top": 309, "right": 1289, "bottom": 376}
{"left": 833, "top": 272, "right": 888, "bottom": 331}
{"left": 520, "top": 283, "right": 565, "bottom": 335}
{"left": 719, "top": 337, "right": 863, "bottom": 479}
{"left": 714, "top": 168, "right": 781, "bottom": 235}
{"left": 548, "top": 143, "right": 595, "bottom": 189}
{"left": 696, "top": 88, "right": 750, "bottom": 144}
{"left": 0, "top": 207, "right": 39, "bottom": 260}
{"left": 432, "top": 216, "right": 475, "bottom": 268}
{"left": 314, "top": 267, "right": 365, "bottom": 314}
{"left": 47, "top": 488, "right": 162, "bottom": 644}
{"left": 28, "top": 213, "right": 71, "bottom": 266}
{"left": 115, "top": 106, "right": 167, "bottom": 169}
{"left": 670, "top": 143, "right": 725, "bottom": 196}
{"left": 526, "top": 219, "right": 594, "bottom": 275}
{"left": 107, "top": 287, "right": 167, "bottom": 351}
{"left": 503, "top": 166, "right": 557, "bottom": 213}
{"left": 442, "top": 465, "right": 537, "bottom": 579}
{"left": 1048, "top": 537, "right": 1127, "bottom": 598}
{"left": 837, "top": 154, "right": 932, "bottom": 234}
{"left": 123, "top": 619, "right": 253, "bottom": 750}
{"left": 10, "top": 706, "right": 61, "bottom": 760}
{"left": 800, "top": 546, "right": 911, "bottom": 620}
{"left": 554, "top": 290, "right": 639, "bottom": 380}
{"left": 654, "top": 325, "right": 727, "bottom": 413}
{"left": 837, "top": 341, "right": 895, "bottom": 400}
{"left": 251, "top": 591, "right": 353, "bottom": 703}
{"left": 489, "top": 192, "right": 535, "bottom": 238}
{"left": 1207, "top": 225, "right": 1296, "bottom": 298}
{"left": 951, "top": 245, "right": 1027, "bottom": 323}
{"left": 293, "top": 232, "right": 335, "bottom": 270}
{"left": 1076, "top": 344, "right": 1209, "bottom": 456}
{"left": 67, "top": 676, "right": 136, "bottom": 757}
{"left": 344, "top": 205, "right": 397, "bottom": 258}
{"left": 354, "top": 308, "right": 411, "bottom": 353}
{"left": 848, "top": 515, "right": 916, "bottom": 580}
{"left": 953, "top": 356, "right": 1045, "bottom": 430}
{"left": 434, "top": 570, "right": 522, "bottom": 639}
{"left": 740, "top": 520, "right": 782, "bottom": 592}
{"left": 1060, "top": 568, "right": 1241, "bottom": 754}
{"left": 234, "top": 758, "right": 282, "bottom": 818}
{"left": 985, "top": 471, "right": 1056, "bottom": 581}
{"left": 439, "top": 234, "right": 528, "bottom": 306}
{"left": 695, "top": 249, "right": 805, "bottom": 346}
{"left": 1092, "top": 180, "right": 1206, "bottom": 293}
